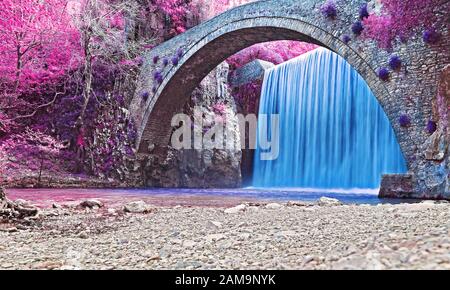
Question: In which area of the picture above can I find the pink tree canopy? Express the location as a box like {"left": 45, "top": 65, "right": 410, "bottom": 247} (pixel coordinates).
{"left": 0, "top": 0, "right": 81, "bottom": 93}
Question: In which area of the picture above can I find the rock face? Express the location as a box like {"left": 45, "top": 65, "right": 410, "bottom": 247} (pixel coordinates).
{"left": 415, "top": 65, "right": 449, "bottom": 199}
{"left": 229, "top": 59, "right": 274, "bottom": 88}
{"left": 144, "top": 62, "right": 242, "bottom": 188}
{"left": 424, "top": 129, "right": 447, "bottom": 161}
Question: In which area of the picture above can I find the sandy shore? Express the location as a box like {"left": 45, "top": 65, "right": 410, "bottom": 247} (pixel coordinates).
{"left": 1, "top": 197, "right": 450, "bottom": 270}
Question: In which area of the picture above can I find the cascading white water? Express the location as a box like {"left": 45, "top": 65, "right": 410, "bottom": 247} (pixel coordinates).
{"left": 252, "top": 48, "right": 407, "bottom": 189}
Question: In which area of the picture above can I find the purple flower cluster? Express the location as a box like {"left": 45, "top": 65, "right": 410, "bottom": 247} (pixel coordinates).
{"left": 153, "top": 55, "right": 159, "bottom": 64}
{"left": 423, "top": 29, "right": 440, "bottom": 44}
{"left": 426, "top": 120, "right": 437, "bottom": 134}
{"left": 342, "top": 34, "right": 351, "bottom": 44}
{"left": 172, "top": 56, "right": 179, "bottom": 66}
{"left": 399, "top": 114, "right": 411, "bottom": 127}
{"left": 377, "top": 67, "right": 390, "bottom": 81}
{"left": 177, "top": 48, "right": 184, "bottom": 58}
{"left": 320, "top": 1, "right": 337, "bottom": 19}
{"left": 141, "top": 91, "right": 149, "bottom": 102}
{"left": 163, "top": 58, "right": 169, "bottom": 67}
{"left": 351, "top": 21, "right": 364, "bottom": 35}
{"left": 388, "top": 55, "right": 402, "bottom": 71}
{"left": 359, "top": 3, "right": 369, "bottom": 20}
{"left": 153, "top": 70, "right": 163, "bottom": 84}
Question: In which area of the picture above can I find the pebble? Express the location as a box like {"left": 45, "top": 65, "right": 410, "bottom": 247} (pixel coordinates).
{"left": 224, "top": 204, "right": 246, "bottom": 214}
{"left": 265, "top": 203, "right": 283, "bottom": 210}
{"left": 1, "top": 201, "right": 449, "bottom": 270}
{"left": 206, "top": 221, "right": 223, "bottom": 229}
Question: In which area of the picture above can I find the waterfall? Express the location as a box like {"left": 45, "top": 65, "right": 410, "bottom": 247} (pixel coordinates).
{"left": 252, "top": 48, "right": 407, "bottom": 189}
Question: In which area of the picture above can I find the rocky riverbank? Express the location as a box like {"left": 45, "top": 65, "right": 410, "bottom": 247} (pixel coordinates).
{"left": 1, "top": 196, "right": 449, "bottom": 270}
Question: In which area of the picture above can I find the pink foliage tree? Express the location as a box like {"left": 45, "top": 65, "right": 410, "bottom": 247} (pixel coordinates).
{"left": 362, "top": 0, "right": 448, "bottom": 49}
{"left": 227, "top": 41, "right": 318, "bottom": 70}
{"left": 150, "top": 0, "right": 197, "bottom": 37}
{"left": 0, "top": 0, "right": 81, "bottom": 93}
{"left": 0, "top": 127, "right": 69, "bottom": 184}
{"left": 0, "top": 0, "right": 82, "bottom": 140}
{"left": 196, "top": 0, "right": 253, "bottom": 20}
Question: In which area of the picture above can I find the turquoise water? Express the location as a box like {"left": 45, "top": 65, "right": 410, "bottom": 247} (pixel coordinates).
{"left": 253, "top": 48, "right": 407, "bottom": 189}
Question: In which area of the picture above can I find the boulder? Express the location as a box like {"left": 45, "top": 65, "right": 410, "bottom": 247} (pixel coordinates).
{"left": 206, "top": 221, "right": 223, "bottom": 229}
{"left": 224, "top": 204, "right": 246, "bottom": 214}
{"left": 123, "top": 201, "right": 153, "bottom": 214}
{"left": 317, "top": 197, "right": 343, "bottom": 207}
{"left": 79, "top": 199, "right": 104, "bottom": 209}
{"left": 265, "top": 203, "right": 283, "bottom": 210}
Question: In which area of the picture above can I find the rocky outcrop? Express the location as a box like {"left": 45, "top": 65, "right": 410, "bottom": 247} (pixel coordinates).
{"left": 144, "top": 62, "right": 242, "bottom": 188}
{"left": 0, "top": 188, "right": 39, "bottom": 220}
{"left": 229, "top": 59, "right": 274, "bottom": 88}
{"left": 417, "top": 65, "right": 450, "bottom": 198}
{"left": 424, "top": 129, "right": 447, "bottom": 161}
{"left": 381, "top": 65, "right": 449, "bottom": 200}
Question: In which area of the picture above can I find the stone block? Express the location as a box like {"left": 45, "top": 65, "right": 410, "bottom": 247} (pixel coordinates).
{"left": 379, "top": 174, "right": 415, "bottom": 199}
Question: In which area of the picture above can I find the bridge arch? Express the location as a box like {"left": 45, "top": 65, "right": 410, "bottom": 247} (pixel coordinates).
{"left": 132, "top": 16, "right": 401, "bottom": 152}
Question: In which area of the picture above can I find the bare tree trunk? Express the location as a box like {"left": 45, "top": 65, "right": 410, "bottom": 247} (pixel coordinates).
{"left": 78, "top": 35, "right": 93, "bottom": 127}
{"left": 14, "top": 46, "right": 22, "bottom": 93}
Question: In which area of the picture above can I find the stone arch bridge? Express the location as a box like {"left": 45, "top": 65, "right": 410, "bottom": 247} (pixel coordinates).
{"left": 129, "top": 0, "right": 449, "bottom": 197}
